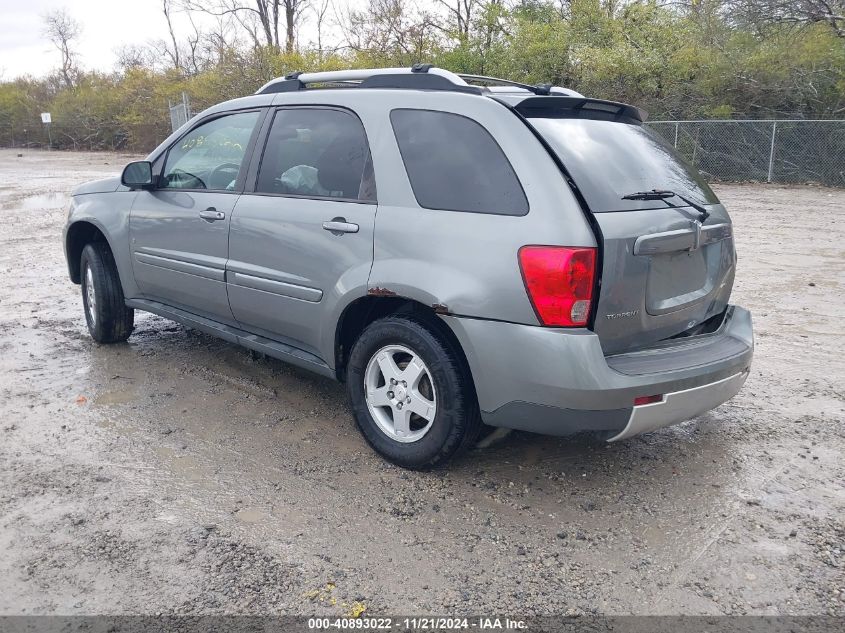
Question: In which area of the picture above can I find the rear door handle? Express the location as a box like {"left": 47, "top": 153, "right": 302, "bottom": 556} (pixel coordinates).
{"left": 322, "top": 219, "right": 359, "bottom": 234}
{"left": 199, "top": 208, "right": 225, "bottom": 222}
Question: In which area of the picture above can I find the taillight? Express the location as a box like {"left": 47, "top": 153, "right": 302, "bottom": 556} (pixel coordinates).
{"left": 518, "top": 246, "right": 597, "bottom": 327}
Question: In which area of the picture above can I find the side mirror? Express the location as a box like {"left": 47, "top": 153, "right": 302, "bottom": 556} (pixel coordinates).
{"left": 121, "top": 161, "right": 154, "bottom": 189}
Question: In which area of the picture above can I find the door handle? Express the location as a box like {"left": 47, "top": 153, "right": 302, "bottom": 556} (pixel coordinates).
{"left": 199, "top": 208, "right": 225, "bottom": 221}
{"left": 322, "top": 218, "right": 359, "bottom": 234}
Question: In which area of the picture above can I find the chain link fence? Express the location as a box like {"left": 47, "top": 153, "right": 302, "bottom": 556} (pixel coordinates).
{"left": 169, "top": 92, "right": 193, "bottom": 133}
{"left": 647, "top": 119, "right": 845, "bottom": 187}
{"left": 0, "top": 123, "right": 168, "bottom": 153}
{"left": 2, "top": 117, "right": 844, "bottom": 187}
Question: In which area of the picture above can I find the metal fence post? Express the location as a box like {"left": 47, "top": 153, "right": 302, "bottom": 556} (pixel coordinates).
{"left": 767, "top": 121, "right": 778, "bottom": 183}
{"left": 674, "top": 121, "right": 679, "bottom": 148}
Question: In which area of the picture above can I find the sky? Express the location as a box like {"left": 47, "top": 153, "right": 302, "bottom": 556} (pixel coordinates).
{"left": 1, "top": 0, "right": 175, "bottom": 79}
{"left": 0, "top": 0, "right": 347, "bottom": 80}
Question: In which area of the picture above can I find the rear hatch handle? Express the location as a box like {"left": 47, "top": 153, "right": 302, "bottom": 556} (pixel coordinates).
{"left": 634, "top": 223, "right": 732, "bottom": 256}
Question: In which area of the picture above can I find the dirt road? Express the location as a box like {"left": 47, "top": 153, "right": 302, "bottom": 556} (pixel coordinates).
{"left": 0, "top": 149, "right": 842, "bottom": 616}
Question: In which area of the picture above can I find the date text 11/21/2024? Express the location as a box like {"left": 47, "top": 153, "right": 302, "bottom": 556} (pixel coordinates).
{"left": 307, "top": 617, "right": 528, "bottom": 630}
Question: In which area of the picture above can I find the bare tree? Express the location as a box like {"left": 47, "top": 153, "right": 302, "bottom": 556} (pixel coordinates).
{"left": 42, "top": 9, "right": 81, "bottom": 88}
{"left": 476, "top": 0, "right": 508, "bottom": 71}
{"left": 201, "top": 15, "right": 240, "bottom": 65}
{"left": 115, "top": 44, "right": 156, "bottom": 71}
{"left": 181, "top": 0, "right": 309, "bottom": 53}
{"left": 283, "top": 0, "right": 308, "bottom": 52}
{"left": 312, "top": 0, "right": 334, "bottom": 59}
{"left": 343, "top": 0, "right": 440, "bottom": 60}
{"left": 181, "top": 0, "right": 278, "bottom": 49}
{"left": 163, "top": 0, "right": 182, "bottom": 69}
{"left": 152, "top": 1, "right": 237, "bottom": 75}
{"left": 727, "top": 0, "right": 845, "bottom": 37}
{"left": 344, "top": 0, "right": 409, "bottom": 53}
{"left": 434, "top": 0, "right": 478, "bottom": 40}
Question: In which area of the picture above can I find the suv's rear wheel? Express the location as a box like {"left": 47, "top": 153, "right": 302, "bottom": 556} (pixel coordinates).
{"left": 346, "top": 315, "right": 481, "bottom": 469}
{"left": 80, "top": 243, "right": 134, "bottom": 343}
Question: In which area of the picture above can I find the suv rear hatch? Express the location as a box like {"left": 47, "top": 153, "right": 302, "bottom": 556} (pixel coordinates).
{"left": 510, "top": 97, "right": 735, "bottom": 355}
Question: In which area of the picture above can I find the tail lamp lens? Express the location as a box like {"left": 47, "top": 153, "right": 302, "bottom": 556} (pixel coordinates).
{"left": 518, "top": 246, "right": 597, "bottom": 327}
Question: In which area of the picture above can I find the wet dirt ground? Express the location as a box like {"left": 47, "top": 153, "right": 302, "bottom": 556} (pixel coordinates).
{"left": 0, "top": 149, "right": 842, "bottom": 616}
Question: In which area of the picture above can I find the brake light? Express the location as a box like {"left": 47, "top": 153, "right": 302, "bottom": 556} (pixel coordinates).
{"left": 518, "top": 246, "right": 597, "bottom": 327}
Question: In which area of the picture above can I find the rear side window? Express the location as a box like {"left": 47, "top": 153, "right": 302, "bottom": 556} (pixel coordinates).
{"left": 390, "top": 109, "right": 528, "bottom": 216}
{"left": 256, "top": 107, "right": 374, "bottom": 202}
{"left": 526, "top": 115, "right": 718, "bottom": 213}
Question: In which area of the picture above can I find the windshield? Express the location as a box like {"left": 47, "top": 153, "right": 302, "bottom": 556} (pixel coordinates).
{"left": 526, "top": 116, "right": 718, "bottom": 213}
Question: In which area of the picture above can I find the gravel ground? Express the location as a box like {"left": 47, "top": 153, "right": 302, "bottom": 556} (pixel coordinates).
{"left": 0, "top": 149, "right": 843, "bottom": 616}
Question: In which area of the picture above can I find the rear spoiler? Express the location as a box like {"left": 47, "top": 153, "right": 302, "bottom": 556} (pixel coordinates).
{"left": 501, "top": 96, "right": 648, "bottom": 124}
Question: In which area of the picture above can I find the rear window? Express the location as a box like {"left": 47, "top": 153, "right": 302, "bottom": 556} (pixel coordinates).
{"left": 391, "top": 109, "right": 528, "bottom": 216}
{"left": 526, "top": 116, "right": 718, "bottom": 213}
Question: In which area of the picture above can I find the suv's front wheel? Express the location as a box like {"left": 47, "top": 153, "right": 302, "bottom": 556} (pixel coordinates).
{"left": 80, "top": 242, "right": 134, "bottom": 343}
{"left": 346, "top": 315, "right": 481, "bottom": 469}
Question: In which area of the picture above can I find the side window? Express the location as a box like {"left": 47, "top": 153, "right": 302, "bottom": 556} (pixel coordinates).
{"left": 390, "top": 109, "right": 528, "bottom": 216}
{"left": 256, "top": 108, "right": 375, "bottom": 202}
{"left": 161, "top": 111, "right": 260, "bottom": 191}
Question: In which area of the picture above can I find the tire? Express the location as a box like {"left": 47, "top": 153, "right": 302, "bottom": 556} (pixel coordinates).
{"left": 346, "top": 314, "right": 481, "bottom": 469}
{"left": 80, "top": 242, "right": 134, "bottom": 343}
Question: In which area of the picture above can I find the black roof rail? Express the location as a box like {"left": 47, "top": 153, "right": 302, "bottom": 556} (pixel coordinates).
{"left": 359, "top": 73, "right": 481, "bottom": 94}
{"left": 259, "top": 77, "right": 304, "bottom": 94}
{"left": 457, "top": 74, "right": 582, "bottom": 97}
{"left": 458, "top": 73, "right": 547, "bottom": 95}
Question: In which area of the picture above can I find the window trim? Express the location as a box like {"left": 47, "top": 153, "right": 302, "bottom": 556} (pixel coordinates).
{"left": 235, "top": 191, "right": 377, "bottom": 206}
{"left": 246, "top": 104, "right": 377, "bottom": 205}
{"left": 389, "top": 107, "right": 529, "bottom": 217}
{"left": 156, "top": 107, "right": 267, "bottom": 195}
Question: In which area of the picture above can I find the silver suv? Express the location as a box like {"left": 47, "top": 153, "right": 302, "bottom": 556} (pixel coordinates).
{"left": 63, "top": 65, "right": 754, "bottom": 469}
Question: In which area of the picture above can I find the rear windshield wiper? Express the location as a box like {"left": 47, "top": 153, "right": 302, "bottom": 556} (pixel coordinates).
{"left": 621, "top": 189, "right": 711, "bottom": 223}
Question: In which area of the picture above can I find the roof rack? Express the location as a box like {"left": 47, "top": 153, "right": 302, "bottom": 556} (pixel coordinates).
{"left": 255, "top": 64, "right": 583, "bottom": 97}
{"left": 257, "top": 64, "right": 478, "bottom": 95}
{"left": 457, "top": 74, "right": 582, "bottom": 97}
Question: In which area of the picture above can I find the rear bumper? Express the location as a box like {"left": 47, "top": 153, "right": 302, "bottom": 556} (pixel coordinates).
{"left": 607, "top": 369, "right": 749, "bottom": 441}
{"left": 441, "top": 305, "right": 753, "bottom": 439}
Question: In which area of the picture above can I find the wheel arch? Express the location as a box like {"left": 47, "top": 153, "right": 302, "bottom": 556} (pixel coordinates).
{"left": 65, "top": 220, "right": 114, "bottom": 284}
{"left": 334, "top": 295, "right": 476, "bottom": 397}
